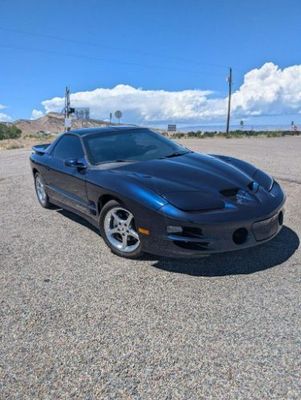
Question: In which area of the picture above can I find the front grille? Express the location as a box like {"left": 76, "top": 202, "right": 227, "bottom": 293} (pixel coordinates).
{"left": 182, "top": 227, "right": 203, "bottom": 237}
{"left": 173, "top": 241, "right": 209, "bottom": 251}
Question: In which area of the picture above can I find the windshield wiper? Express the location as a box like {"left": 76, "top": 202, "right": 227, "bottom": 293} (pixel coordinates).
{"left": 113, "top": 159, "right": 136, "bottom": 162}
{"left": 108, "top": 159, "right": 137, "bottom": 163}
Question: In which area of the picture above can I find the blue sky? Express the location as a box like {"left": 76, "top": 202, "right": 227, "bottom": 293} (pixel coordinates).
{"left": 0, "top": 0, "right": 301, "bottom": 127}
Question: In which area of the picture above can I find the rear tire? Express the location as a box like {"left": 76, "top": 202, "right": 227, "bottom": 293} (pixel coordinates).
{"left": 34, "top": 172, "right": 51, "bottom": 208}
{"left": 99, "top": 200, "right": 143, "bottom": 259}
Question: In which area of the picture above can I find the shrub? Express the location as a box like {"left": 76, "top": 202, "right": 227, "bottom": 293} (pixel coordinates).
{"left": 0, "top": 124, "right": 22, "bottom": 140}
{"left": 6, "top": 143, "right": 24, "bottom": 150}
{"left": 171, "top": 129, "right": 301, "bottom": 139}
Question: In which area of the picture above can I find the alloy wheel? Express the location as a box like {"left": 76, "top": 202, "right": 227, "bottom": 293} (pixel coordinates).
{"left": 104, "top": 206, "right": 140, "bottom": 253}
{"left": 35, "top": 175, "right": 47, "bottom": 204}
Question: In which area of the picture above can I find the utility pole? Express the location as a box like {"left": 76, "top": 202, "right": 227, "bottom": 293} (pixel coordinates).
{"left": 226, "top": 67, "right": 232, "bottom": 134}
{"left": 64, "top": 86, "right": 71, "bottom": 131}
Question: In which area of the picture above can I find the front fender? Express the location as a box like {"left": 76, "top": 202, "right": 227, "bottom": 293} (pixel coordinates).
{"left": 85, "top": 170, "right": 168, "bottom": 214}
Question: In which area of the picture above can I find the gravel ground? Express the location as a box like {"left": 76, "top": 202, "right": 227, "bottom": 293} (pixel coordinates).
{"left": 1, "top": 136, "right": 300, "bottom": 399}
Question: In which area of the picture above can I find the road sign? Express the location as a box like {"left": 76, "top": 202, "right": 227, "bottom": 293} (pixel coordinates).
{"left": 115, "top": 110, "right": 122, "bottom": 122}
{"left": 74, "top": 107, "right": 90, "bottom": 120}
{"left": 167, "top": 124, "right": 177, "bottom": 132}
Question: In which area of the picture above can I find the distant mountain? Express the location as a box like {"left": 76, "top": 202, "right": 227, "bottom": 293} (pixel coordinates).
{"left": 13, "top": 112, "right": 112, "bottom": 136}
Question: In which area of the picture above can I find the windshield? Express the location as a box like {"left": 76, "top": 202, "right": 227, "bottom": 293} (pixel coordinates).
{"left": 83, "top": 129, "right": 190, "bottom": 165}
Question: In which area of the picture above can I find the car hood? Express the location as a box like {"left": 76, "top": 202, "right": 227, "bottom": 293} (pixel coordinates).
{"left": 111, "top": 152, "right": 254, "bottom": 192}
{"left": 104, "top": 152, "right": 262, "bottom": 211}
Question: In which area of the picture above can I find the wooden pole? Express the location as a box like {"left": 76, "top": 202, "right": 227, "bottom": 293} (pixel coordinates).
{"left": 226, "top": 67, "right": 232, "bottom": 134}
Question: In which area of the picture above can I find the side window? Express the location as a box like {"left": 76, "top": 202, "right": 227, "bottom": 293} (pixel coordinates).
{"left": 53, "top": 135, "right": 84, "bottom": 160}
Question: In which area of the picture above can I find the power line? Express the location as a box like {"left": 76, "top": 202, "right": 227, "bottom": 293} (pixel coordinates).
{"left": 0, "top": 42, "right": 228, "bottom": 77}
{"left": 0, "top": 26, "right": 230, "bottom": 72}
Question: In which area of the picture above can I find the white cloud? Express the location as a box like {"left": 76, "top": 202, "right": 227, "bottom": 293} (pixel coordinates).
{"left": 232, "top": 63, "right": 301, "bottom": 117}
{"left": 42, "top": 85, "right": 217, "bottom": 124}
{"left": 0, "top": 113, "right": 12, "bottom": 122}
{"left": 0, "top": 104, "right": 12, "bottom": 122}
{"left": 31, "top": 109, "right": 45, "bottom": 120}
{"left": 39, "top": 63, "right": 301, "bottom": 125}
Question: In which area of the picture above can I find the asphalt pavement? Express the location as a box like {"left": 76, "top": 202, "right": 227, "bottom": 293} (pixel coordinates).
{"left": 1, "top": 136, "right": 300, "bottom": 399}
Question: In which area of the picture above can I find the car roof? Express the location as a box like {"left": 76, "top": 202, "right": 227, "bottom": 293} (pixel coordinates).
{"left": 67, "top": 126, "right": 147, "bottom": 137}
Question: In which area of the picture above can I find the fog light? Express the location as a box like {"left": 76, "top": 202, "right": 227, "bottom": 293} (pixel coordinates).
{"left": 232, "top": 228, "right": 248, "bottom": 245}
{"left": 167, "top": 225, "right": 183, "bottom": 234}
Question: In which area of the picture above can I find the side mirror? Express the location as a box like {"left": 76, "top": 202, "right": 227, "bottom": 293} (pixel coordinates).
{"left": 64, "top": 158, "right": 87, "bottom": 169}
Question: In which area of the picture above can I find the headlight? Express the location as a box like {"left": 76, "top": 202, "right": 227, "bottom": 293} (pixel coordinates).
{"left": 167, "top": 225, "right": 183, "bottom": 233}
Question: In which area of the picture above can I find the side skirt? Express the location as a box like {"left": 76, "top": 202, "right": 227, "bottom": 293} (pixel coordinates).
{"left": 49, "top": 198, "right": 100, "bottom": 230}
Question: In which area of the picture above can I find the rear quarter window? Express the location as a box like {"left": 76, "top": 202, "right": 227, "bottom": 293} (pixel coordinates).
{"left": 52, "top": 135, "right": 84, "bottom": 160}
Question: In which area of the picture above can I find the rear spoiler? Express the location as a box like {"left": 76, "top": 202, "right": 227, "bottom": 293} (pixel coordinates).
{"left": 32, "top": 143, "right": 50, "bottom": 155}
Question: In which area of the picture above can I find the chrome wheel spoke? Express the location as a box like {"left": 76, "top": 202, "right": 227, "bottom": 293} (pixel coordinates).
{"left": 36, "top": 176, "right": 46, "bottom": 203}
{"left": 104, "top": 206, "right": 140, "bottom": 253}
{"left": 112, "top": 212, "right": 123, "bottom": 224}
{"left": 109, "top": 227, "right": 119, "bottom": 235}
{"left": 128, "top": 229, "right": 139, "bottom": 240}
{"left": 125, "top": 214, "right": 133, "bottom": 225}
{"left": 121, "top": 234, "right": 128, "bottom": 249}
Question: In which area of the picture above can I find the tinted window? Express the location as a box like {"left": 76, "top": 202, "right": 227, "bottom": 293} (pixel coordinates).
{"left": 53, "top": 135, "right": 84, "bottom": 160}
{"left": 83, "top": 129, "right": 188, "bottom": 165}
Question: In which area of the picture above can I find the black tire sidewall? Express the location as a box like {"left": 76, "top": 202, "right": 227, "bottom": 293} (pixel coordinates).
{"left": 99, "top": 200, "right": 143, "bottom": 259}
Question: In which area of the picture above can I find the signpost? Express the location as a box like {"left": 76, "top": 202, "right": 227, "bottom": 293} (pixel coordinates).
{"left": 64, "top": 117, "right": 72, "bottom": 129}
{"left": 74, "top": 108, "right": 90, "bottom": 120}
{"left": 115, "top": 110, "right": 122, "bottom": 124}
{"left": 64, "top": 87, "right": 90, "bottom": 130}
{"left": 167, "top": 124, "right": 177, "bottom": 133}
{"left": 64, "top": 86, "right": 71, "bottom": 131}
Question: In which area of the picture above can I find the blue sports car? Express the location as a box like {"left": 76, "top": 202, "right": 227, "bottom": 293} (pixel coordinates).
{"left": 30, "top": 127, "right": 285, "bottom": 258}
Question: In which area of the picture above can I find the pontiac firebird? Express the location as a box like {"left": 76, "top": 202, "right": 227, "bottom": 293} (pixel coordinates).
{"left": 30, "top": 127, "right": 285, "bottom": 258}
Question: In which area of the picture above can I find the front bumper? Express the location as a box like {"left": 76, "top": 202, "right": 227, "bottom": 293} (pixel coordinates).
{"left": 138, "top": 183, "right": 286, "bottom": 258}
{"left": 142, "top": 208, "right": 284, "bottom": 258}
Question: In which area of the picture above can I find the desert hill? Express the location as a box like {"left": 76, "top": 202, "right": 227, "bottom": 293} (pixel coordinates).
{"left": 14, "top": 112, "right": 111, "bottom": 136}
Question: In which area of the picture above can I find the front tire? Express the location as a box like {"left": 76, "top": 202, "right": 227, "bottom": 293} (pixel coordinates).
{"left": 34, "top": 172, "right": 51, "bottom": 208}
{"left": 99, "top": 200, "right": 143, "bottom": 259}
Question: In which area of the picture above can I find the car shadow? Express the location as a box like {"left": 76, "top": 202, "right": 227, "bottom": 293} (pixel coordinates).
{"left": 56, "top": 208, "right": 99, "bottom": 234}
{"left": 147, "top": 226, "right": 299, "bottom": 276}
{"left": 55, "top": 208, "right": 299, "bottom": 277}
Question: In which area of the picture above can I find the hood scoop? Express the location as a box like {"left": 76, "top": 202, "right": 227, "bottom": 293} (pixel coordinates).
{"left": 248, "top": 181, "right": 260, "bottom": 192}
{"left": 220, "top": 188, "right": 239, "bottom": 199}
{"left": 220, "top": 186, "right": 258, "bottom": 206}
{"left": 221, "top": 180, "right": 259, "bottom": 200}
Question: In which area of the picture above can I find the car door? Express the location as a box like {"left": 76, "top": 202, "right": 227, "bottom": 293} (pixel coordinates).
{"left": 46, "top": 134, "right": 89, "bottom": 214}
